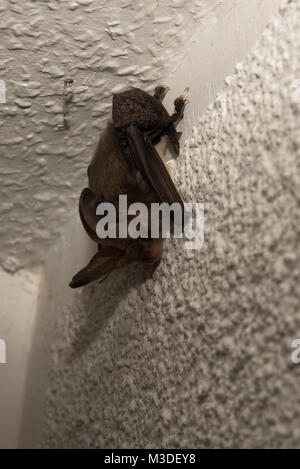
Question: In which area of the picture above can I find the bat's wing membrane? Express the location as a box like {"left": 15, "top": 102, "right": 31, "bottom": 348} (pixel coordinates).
{"left": 126, "top": 124, "right": 184, "bottom": 208}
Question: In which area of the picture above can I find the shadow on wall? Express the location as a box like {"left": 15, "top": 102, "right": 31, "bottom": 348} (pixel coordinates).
{"left": 69, "top": 262, "right": 159, "bottom": 359}
{"left": 18, "top": 243, "right": 159, "bottom": 448}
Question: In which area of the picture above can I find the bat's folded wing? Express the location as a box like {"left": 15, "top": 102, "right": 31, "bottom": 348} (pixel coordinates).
{"left": 126, "top": 124, "right": 184, "bottom": 209}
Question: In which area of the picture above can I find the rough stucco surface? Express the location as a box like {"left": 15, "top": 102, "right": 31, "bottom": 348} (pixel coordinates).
{"left": 0, "top": 0, "right": 219, "bottom": 273}
{"left": 42, "top": 1, "right": 300, "bottom": 449}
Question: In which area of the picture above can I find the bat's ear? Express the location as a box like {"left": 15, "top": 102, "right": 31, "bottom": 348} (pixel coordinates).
{"left": 69, "top": 247, "right": 124, "bottom": 288}
{"left": 79, "top": 188, "right": 100, "bottom": 243}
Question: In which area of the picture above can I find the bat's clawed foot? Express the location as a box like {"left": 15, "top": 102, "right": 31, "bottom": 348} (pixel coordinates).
{"left": 174, "top": 94, "right": 189, "bottom": 114}
{"left": 170, "top": 94, "right": 189, "bottom": 126}
{"left": 154, "top": 84, "right": 170, "bottom": 103}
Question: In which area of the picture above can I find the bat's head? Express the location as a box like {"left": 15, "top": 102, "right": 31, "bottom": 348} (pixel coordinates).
{"left": 70, "top": 188, "right": 163, "bottom": 288}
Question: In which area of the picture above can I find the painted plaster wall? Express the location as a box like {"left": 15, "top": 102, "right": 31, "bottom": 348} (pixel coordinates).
{"left": 40, "top": 0, "right": 300, "bottom": 449}
{"left": 1, "top": 1, "right": 284, "bottom": 446}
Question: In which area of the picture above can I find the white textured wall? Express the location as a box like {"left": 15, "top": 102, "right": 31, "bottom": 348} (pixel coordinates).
{"left": 1, "top": 0, "right": 297, "bottom": 450}
{"left": 40, "top": 0, "right": 300, "bottom": 449}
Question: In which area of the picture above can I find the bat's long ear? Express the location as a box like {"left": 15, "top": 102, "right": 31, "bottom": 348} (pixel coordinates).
{"left": 79, "top": 187, "right": 100, "bottom": 243}
{"left": 69, "top": 247, "right": 124, "bottom": 288}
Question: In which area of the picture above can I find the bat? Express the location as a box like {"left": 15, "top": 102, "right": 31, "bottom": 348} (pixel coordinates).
{"left": 69, "top": 85, "right": 188, "bottom": 288}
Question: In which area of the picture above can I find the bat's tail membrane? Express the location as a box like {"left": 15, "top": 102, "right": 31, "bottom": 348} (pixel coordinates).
{"left": 69, "top": 247, "right": 124, "bottom": 288}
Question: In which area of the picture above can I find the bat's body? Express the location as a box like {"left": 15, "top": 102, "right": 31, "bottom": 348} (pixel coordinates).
{"left": 87, "top": 122, "right": 149, "bottom": 202}
{"left": 113, "top": 87, "right": 185, "bottom": 155}
{"left": 69, "top": 86, "right": 187, "bottom": 288}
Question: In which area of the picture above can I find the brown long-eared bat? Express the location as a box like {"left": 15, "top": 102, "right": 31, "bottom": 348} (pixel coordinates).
{"left": 69, "top": 85, "right": 188, "bottom": 288}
